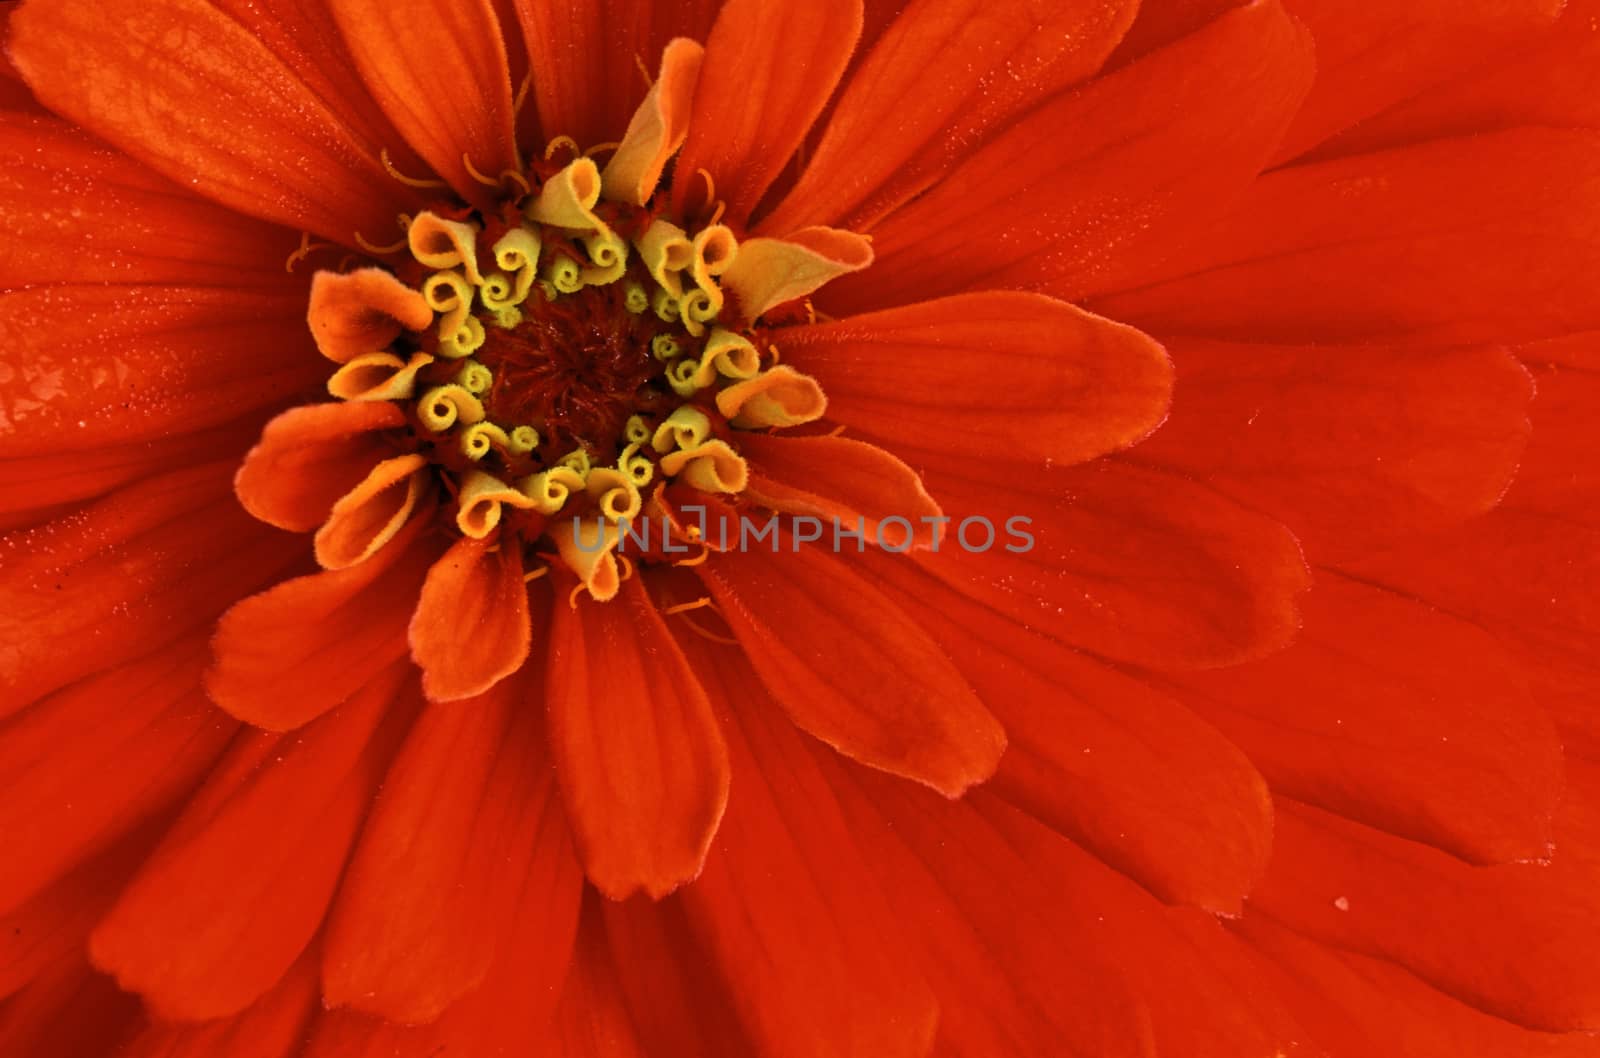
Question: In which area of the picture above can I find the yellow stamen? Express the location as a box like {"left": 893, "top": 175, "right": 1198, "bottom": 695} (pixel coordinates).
{"left": 463, "top": 152, "right": 501, "bottom": 189}
{"left": 381, "top": 147, "right": 450, "bottom": 190}
{"left": 651, "top": 406, "right": 712, "bottom": 454}
{"left": 544, "top": 135, "right": 581, "bottom": 162}
{"left": 456, "top": 471, "right": 540, "bottom": 538}
{"left": 284, "top": 232, "right": 333, "bottom": 274}
{"left": 460, "top": 421, "right": 511, "bottom": 461}
{"left": 410, "top": 213, "right": 484, "bottom": 282}
{"left": 659, "top": 439, "right": 748, "bottom": 493}
{"left": 352, "top": 230, "right": 408, "bottom": 256}
{"left": 418, "top": 384, "right": 486, "bottom": 431}
{"left": 513, "top": 71, "right": 534, "bottom": 119}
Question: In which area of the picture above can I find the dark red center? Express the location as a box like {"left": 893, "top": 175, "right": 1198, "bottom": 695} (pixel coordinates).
{"left": 476, "top": 285, "right": 673, "bottom": 459}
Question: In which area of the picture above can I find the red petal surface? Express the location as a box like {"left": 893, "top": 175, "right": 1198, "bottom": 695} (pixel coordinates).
{"left": 741, "top": 433, "right": 941, "bottom": 549}
{"left": 234, "top": 402, "right": 407, "bottom": 534}
{"left": 1320, "top": 0, "right": 1600, "bottom": 157}
{"left": 916, "top": 459, "right": 1310, "bottom": 669}
{"left": 758, "top": 0, "right": 1139, "bottom": 232}
{"left": 7, "top": 0, "right": 420, "bottom": 247}
{"left": 859, "top": 545, "right": 1274, "bottom": 913}
{"left": 783, "top": 292, "right": 1172, "bottom": 468}
{"left": 0, "top": 285, "right": 322, "bottom": 458}
{"left": 547, "top": 574, "right": 729, "bottom": 899}
{"left": 0, "top": 113, "right": 296, "bottom": 287}
{"left": 0, "top": 638, "right": 234, "bottom": 916}
{"left": 206, "top": 515, "right": 439, "bottom": 731}
{"left": 1132, "top": 338, "right": 1533, "bottom": 560}
{"left": 409, "top": 534, "right": 531, "bottom": 702}
{"left": 825, "top": 0, "right": 1314, "bottom": 311}
{"left": 599, "top": 896, "right": 754, "bottom": 1057}
{"left": 323, "top": 664, "right": 579, "bottom": 1024}
{"left": 0, "top": 419, "right": 266, "bottom": 529}
{"left": 1170, "top": 574, "right": 1563, "bottom": 865}
{"left": 115, "top": 943, "right": 321, "bottom": 1058}
{"left": 1251, "top": 800, "right": 1600, "bottom": 1032}
{"left": 699, "top": 541, "right": 1005, "bottom": 797}
{"left": 1094, "top": 129, "right": 1600, "bottom": 345}
{"left": 511, "top": 0, "right": 720, "bottom": 150}
{"left": 331, "top": 0, "right": 520, "bottom": 208}
{"left": 671, "top": 0, "right": 862, "bottom": 223}
{"left": 305, "top": 787, "right": 579, "bottom": 1056}
{"left": 674, "top": 640, "right": 942, "bottom": 1058}
{"left": 1239, "top": 916, "right": 1600, "bottom": 1058}
{"left": 89, "top": 667, "right": 417, "bottom": 1021}
{"left": 1271, "top": 0, "right": 1563, "bottom": 162}
{"left": 0, "top": 464, "right": 301, "bottom": 713}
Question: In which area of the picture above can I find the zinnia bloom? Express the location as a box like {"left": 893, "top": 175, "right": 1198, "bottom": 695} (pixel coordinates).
{"left": 2, "top": 0, "right": 1598, "bottom": 1054}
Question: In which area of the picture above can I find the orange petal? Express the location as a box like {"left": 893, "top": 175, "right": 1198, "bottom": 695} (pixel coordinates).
{"left": 206, "top": 515, "right": 440, "bottom": 731}
{"left": 759, "top": 0, "right": 1139, "bottom": 232}
{"left": 0, "top": 418, "right": 263, "bottom": 531}
{"left": 511, "top": 0, "right": 720, "bottom": 153}
{"left": 408, "top": 535, "right": 531, "bottom": 703}
{"left": 1270, "top": 0, "right": 1563, "bottom": 163}
{"left": 322, "top": 662, "right": 579, "bottom": 1025}
{"left": 1240, "top": 914, "right": 1600, "bottom": 1058}
{"left": 1132, "top": 339, "right": 1534, "bottom": 561}
{"left": 0, "top": 834, "right": 152, "bottom": 1009}
{"left": 600, "top": 38, "right": 703, "bottom": 206}
{"left": 0, "top": 638, "right": 234, "bottom": 917}
{"left": 330, "top": 0, "right": 520, "bottom": 208}
{"left": 307, "top": 268, "right": 434, "bottom": 364}
{"left": 0, "top": 954, "right": 141, "bottom": 1057}
{"left": 1095, "top": 128, "right": 1600, "bottom": 346}
{"left": 671, "top": 0, "right": 862, "bottom": 222}
{"left": 856, "top": 544, "right": 1274, "bottom": 914}
{"left": 597, "top": 897, "right": 754, "bottom": 1055}
{"left": 826, "top": 0, "right": 1314, "bottom": 312}
{"left": 840, "top": 774, "right": 1310, "bottom": 1056}
{"left": 712, "top": 365, "right": 827, "bottom": 428}
{"left": 547, "top": 519, "right": 623, "bottom": 602}
{"left": 90, "top": 667, "right": 416, "bottom": 1021}
{"left": 1108, "top": 0, "right": 1250, "bottom": 62}
{"left": 1171, "top": 574, "right": 1563, "bottom": 866}
{"left": 313, "top": 454, "right": 429, "bottom": 570}
{"left": 1253, "top": 800, "right": 1600, "bottom": 1032}
{"left": 113, "top": 942, "right": 322, "bottom": 1058}
{"left": 546, "top": 574, "right": 729, "bottom": 899}
{"left": 550, "top": 905, "right": 650, "bottom": 1058}
{"left": 720, "top": 227, "right": 872, "bottom": 322}
{"left": 0, "top": 112, "right": 300, "bottom": 288}
{"left": 235, "top": 402, "right": 408, "bottom": 534}
{"left": 782, "top": 291, "right": 1172, "bottom": 467}
{"left": 0, "top": 464, "right": 302, "bottom": 715}
{"left": 699, "top": 542, "right": 1005, "bottom": 797}
{"left": 1320, "top": 0, "right": 1600, "bottom": 158}
{"left": 914, "top": 460, "right": 1311, "bottom": 670}
{"left": 740, "top": 433, "right": 941, "bottom": 550}
{"left": 305, "top": 744, "right": 579, "bottom": 1056}
{"left": 326, "top": 350, "right": 436, "bottom": 402}
{"left": 669, "top": 635, "right": 942, "bottom": 1058}
{"left": 0, "top": 285, "right": 322, "bottom": 459}
{"left": 7, "top": 0, "right": 420, "bottom": 248}
{"left": 209, "top": 0, "right": 432, "bottom": 167}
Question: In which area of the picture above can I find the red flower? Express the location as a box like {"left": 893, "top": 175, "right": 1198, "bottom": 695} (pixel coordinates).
{"left": 1, "top": 0, "right": 1598, "bottom": 1055}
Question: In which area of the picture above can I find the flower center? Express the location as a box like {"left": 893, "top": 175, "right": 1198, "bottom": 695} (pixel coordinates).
{"left": 304, "top": 133, "right": 862, "bottom": 600}
{"left": 474, "top": 286, "right": 667, "bottom": 459}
